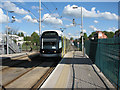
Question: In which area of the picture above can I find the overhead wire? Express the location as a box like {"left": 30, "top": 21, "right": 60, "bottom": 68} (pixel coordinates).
{"left": 2, "top": 1, "right": 64, "bottom": 30}
{"left": 50, "top": 2, "right": 61, "bottom": 18}
{"left": 12, "top": 2, "right": 59, "bottom": 24}
{"left": 41, "top": 2, "right": 52, "bottom": 14}
{"left": 41, "top": 2, "right": 65, "bottom": 30}
{"left": 13, "top": 2, "right": 39, "bottom": 19}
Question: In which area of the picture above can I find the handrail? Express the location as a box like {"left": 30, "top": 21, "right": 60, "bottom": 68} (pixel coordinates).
{"left": 0, "top": 34, "right": 21, "bottom": 53}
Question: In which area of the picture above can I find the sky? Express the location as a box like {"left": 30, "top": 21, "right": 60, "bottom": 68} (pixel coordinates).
{"left": 0, "top": 0, "right": 119, "bottom": 39}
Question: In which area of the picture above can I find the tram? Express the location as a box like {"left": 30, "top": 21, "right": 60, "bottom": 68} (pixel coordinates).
{"left": 40, "top": 30, "right": 70, "bottom": 58}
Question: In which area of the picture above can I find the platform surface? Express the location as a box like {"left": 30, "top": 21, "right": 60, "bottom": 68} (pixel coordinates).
{"left": 0, "top": 51, "right": 39, "bottom": 60}
{"left": 41, "top": 51, "right": 114, "bottom": 89}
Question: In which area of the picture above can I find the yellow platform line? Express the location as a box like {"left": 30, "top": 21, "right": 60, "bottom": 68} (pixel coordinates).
{"left": 54, "top": 64, "right": 70, "bottom": 88}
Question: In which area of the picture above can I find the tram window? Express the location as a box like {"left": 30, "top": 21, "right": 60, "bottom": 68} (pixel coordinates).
{"left": 59, "top": 40, "right": 62, "bottom": 48}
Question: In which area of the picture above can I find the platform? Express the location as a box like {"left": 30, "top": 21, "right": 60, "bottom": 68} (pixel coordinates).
{"left": 41, "top": 51, "right": 114, "bottom": 89}
{"left": 0, "top": 52, "right": 39, "bottom": 60}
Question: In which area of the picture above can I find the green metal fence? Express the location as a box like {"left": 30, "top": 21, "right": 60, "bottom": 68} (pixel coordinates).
{"left": 85, "top": 38, "right": 120, "bottom": 89}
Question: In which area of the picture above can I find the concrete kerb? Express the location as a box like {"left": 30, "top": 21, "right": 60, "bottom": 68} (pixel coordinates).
{"left": 1, "top": 53, "right": 26, "bottom": 61}
{"left": 2, "top": 52, "right": 39, "bottom": 61}
{"left": 85, "top": 54, "right": 114, "bottom": 88}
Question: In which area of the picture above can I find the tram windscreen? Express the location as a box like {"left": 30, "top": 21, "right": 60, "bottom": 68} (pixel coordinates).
{"left": 43, "top": 42, "right": 58, "bottom": 49}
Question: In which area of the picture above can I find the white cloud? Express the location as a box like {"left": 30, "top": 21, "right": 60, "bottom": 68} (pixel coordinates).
{"left": 0, "top": 8, "right": 9, "bottom": 23}
{"left": 0, "top": 3, "right": 2, "bottom": 8}
{"left": 0, "top": 8, "right": 22, "bottom": 24}
{"left": 66, "top": 32, "right": 80, "bottom": 39}
{"left": 63, "top": 5, "right": 118, "bottom": 20}
{"left": 17, "top": 0, "right": 24, "bottom": 3}
{"left": 83, "top": 29, "right": 86, "bottom": 33}
{"left": 106, "top": 27, "right": 117, "bottom": 32}
{"left": 42, "top": 13, "right": 63, "bottom": 25}
{"left": 65, "top": 23, "right": 74, "bottom": 28}
{"left": 15, "top": 18, "right": 21, "bottom": 23}
{"left": 42, "top": 25, "right": 45, "bottom": 28}
{"left": 18, "top": 30, "right": 26, "bottom": 34}
{"left": 51, "top": 13, "right": 59, "bottom": 17}
{"left": 35, "top": 30, "right": 39, "bottom": 34}
{"left": 94, "top": 20, "right": 98, "bottom": 23}
{"left": 89, "top": 25, "right": 100, "bottom": 31}
{"left": 62, "top": 17, "right": 72, "bottom": 22}
{"left": 31, "top": 6, "right": 39, "bottom": 10}
{"left": 72, "top": 35, "right": 80, "bottom": 39}
{"left": 23, "top": 15, "right": 38, "bottom": 23}
{"left": 88, "top": 31, "right": 92, "bottom": 36}
{"left": 68, "top": 33, "right": 71, "bottom": 36}
{"left": 1, "top": 1, "right": 28, "bottom": 15}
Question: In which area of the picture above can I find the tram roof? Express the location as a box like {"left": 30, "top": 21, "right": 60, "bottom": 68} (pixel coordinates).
{"left": 42, "top": 30, "right": 63, "bottom": 36}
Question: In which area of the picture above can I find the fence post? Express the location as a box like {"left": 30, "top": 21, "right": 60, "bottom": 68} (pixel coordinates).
{"left": 117, "top": 38, "right": 120, "bottom": 90}
{"left": 117, "top": 60, "right": 120, "bottom": 90}
{"left": 117, "top": 48, "right": 120, "bottom": 90}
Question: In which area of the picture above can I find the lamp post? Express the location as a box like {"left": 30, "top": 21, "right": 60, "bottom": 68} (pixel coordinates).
{"left": 72, "top": 7, "right": 84, "bottom": 56}
{"left": 39, "top": 0, "right": 41, "bottom": 37}
{"left": 6, "top": 10, "right": 14, "bottom": 54}
{"left": 81, "top": 7, "right": 84, "bottom": 56}
{"left": 6, "top": 11, "right": 9, "bottom": 54}
{"left": 39, "top": 0, "right": 41, "bottom": 52}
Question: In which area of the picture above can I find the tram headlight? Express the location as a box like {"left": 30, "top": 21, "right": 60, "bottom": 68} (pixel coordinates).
{"left": 54, "top": 51, "right": 56, "bottom": 53}
{"left": 42, "top": 51, "right": 44, "bottom": 53}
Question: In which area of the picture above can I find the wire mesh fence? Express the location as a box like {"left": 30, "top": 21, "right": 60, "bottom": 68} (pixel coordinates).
{"left": 21, "top": 43, "right": 40, "bottom": 52}
{"left": 85, "top": 38, "right": 120, "bottom": 89}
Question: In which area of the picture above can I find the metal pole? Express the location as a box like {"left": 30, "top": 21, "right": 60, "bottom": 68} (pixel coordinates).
{"left": 117, "top": 60, "right": 120, "bottom": 90}
{"left": 117, "top": 47, "right": 120, "bottom": 90}
{"left": 81, "top": 7, "right": 84, "bottom": 56}
{"left": 39, "top": 0, "right": 41, "bottom": 36}
{"left": 6, "top": 11, "right": 9, "bottom": 54}
{"left": 39, "top": 0, "right": 41, "bottom": 52}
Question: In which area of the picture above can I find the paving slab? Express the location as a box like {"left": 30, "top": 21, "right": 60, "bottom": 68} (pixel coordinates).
{"left": 41, "top": 51, "right": 114, "bottom": 89}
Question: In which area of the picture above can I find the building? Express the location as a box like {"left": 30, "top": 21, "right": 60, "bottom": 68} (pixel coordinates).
{"left": 90, "top": 31, "right": 107, "bottom": 40}
{"left": 0, "top": 33, "right": 21, "bottom": 54}
{"left": 96, "top": 31, "right": 107, "bottom": 39}
{"left": 8, "top": 34, "right": 24, "bottom": 45}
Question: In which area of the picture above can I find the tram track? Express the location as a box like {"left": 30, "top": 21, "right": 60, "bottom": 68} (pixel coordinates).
{"left": 1, "top": 54, "right": 30, "bottom": 71}
{"left": 31, "top": 62, "right": 58, "bottom": 89}
{"left": 2, "top": 55, "right": 60, "bottom": 89}
{"left": 3, "top": 64, "right": 39, "bottom": 87}
{"left": 2, "top": 60, "right": 42, "bottom": 87}
{"left": 2, "top": 61, "right": 27, "bottom": 71}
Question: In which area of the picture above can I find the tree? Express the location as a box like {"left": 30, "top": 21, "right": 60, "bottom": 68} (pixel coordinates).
{"left": 84, "top": 33, "right": 88, "bottom": 41}
{"left": 5, "top": 27, "right": 18, "bottom": 35}
{"left": 21, "top": 32, "right": 24, "bottom": 37}
{"left": 88, "top": 31, "right": 115, "bottom": 39}
{"left": 31, "top": 32, "right": 40, "bottom": 45}
{"left": 24, "top": 36, "right": 31, "bottom": 41}
{"left": 70, "top": 37, "right": 73, "bottom": 41}
{"left": 88, "top": 32, "right": 96, "bottom": 39}
{"left": 103, "top": 31, "right": 114, "bottom": 38}
{"left": 18, "top": 32, "right": 24, "bottom": 37}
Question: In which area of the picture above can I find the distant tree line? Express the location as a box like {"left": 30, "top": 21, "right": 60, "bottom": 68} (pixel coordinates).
{"left": 23, "top": 32, "right": 40, "bottom": 46}
{"left": 72, "top": 29, "right": 120, "bottom": 43}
